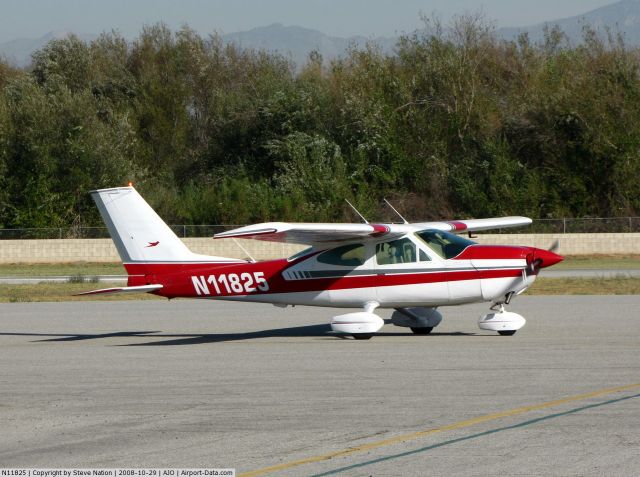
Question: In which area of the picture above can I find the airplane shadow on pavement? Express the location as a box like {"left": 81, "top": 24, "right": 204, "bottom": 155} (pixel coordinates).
{"left": 0, "top": 325, "right": 476, "bottom": 346}
{"left": 0, "top": 331, "right": 161, "bottom": 341}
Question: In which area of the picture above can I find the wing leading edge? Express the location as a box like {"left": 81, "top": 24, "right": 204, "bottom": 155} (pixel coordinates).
{"left": 213, "top": 216, "right": 531, "bottom": 246}
{"left": 417, "top": 216, "right": 533, "bottom": 233}
{"left": 214, "top": 222, "right": 405, "bottom": 245}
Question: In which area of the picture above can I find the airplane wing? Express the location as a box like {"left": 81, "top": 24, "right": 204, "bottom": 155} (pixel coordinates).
{"left": 213, "top": 217, "right": 531, "bottom": 246}
{"left": 417, "top": 216, "right": 533, "bottom": 233}
{"left": 214, "top": 222, "right": 405, "bottom": 245}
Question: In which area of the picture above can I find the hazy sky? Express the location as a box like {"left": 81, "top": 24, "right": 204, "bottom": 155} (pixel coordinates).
{"left": 0, "top": 0, "right": 619, "bottom": 43}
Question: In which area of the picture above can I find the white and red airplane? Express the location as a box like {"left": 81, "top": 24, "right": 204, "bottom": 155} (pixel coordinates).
{"left": 79, "top": 186, "right": 563, "bottom": 339}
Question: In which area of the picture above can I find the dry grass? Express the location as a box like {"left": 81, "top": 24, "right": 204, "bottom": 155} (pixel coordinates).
{"left": 528, "top": 277, "right": 640, "bottom": 295}
{"left": 0, "top": 262, "right": 125, "bottom": 277}
{"left": 0, "top": 255, "right": 638, "bottom": 277}
{"left": 1, "top": 277, "right": 638, "bottom": 303}
{"left": 0, "top": 283, "right": 163, "bottom": 303}
{"left": 0, "top": 257, "right": 638, "bottom": 302}
{"left": 0, "top": 255, "right": 640, "bottom": 277}
{"left": 555, "top": 255, "right": 640, "bottom": 270}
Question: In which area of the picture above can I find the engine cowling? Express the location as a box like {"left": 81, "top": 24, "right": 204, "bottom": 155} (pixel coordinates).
{"left": 331, "top": 312, "right": 384, "bottom": 335}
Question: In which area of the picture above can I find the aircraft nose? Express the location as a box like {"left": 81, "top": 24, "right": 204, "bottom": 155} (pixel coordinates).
{"left": 530, "top": 248, "right": 564, "bottom": 268}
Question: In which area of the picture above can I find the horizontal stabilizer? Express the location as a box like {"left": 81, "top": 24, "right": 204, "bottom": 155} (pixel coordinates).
{"left": 74, "top": 284, "right": 163, "bottom": 296}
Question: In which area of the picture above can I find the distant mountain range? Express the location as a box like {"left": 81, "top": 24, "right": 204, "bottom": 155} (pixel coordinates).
{"left": 223, "top": 23, "right": 396, "bottom": 65}
{"left": 0, "top": 31, "right": 98, "bottom": 67}
{"left": 0, "top": 24, "right": 395, "bottom": 68}
{"left": 498, "top": 0, "right": 640, "bottom": 44}
{"left": 2, "top": 1, "right": 640, "bottom": 68}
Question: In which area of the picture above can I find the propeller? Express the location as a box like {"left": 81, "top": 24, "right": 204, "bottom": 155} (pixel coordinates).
{"left": 526, "top": 253, "right": 540, "bottom": 275}
{"left": 526, "top": 240, "right": 563, "bottom": 275}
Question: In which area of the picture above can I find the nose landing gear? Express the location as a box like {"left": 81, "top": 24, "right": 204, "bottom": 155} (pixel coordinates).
{"left": 479, "top": 293, "right": 526, "bottom": 336}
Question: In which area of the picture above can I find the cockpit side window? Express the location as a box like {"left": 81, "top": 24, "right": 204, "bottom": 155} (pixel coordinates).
{"left": 415, "top": 229, "right": 476, "bottom": 259}
{"left": 317, "top": 243, "right": 365, "bottom": 266}
{"left": 288, "top": 246, "right": 314, "bottom": 262}
{"left": 376, "top": 237, "right": 417, "bottom": 265}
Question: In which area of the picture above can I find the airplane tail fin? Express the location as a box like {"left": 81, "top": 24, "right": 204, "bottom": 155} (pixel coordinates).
{"left": 91, "top": 186, "right": 239, "bottom": 264}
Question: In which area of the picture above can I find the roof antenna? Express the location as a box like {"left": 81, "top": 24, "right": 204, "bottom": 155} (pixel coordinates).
{"left": 383, "top": 198, "right": 409, "bottom": 224}
{"left": 345, "top": 199, "right": 369, "bottom": 224}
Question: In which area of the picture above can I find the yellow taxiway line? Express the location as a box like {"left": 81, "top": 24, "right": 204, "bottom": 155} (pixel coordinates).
{"left": 239, "top": 382, "right": 640, "bottom": 477}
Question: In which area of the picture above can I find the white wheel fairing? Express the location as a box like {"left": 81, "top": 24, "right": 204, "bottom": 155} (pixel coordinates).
{"left": 331, "top": 312, "right": 384, "bottom": 334}
{"left": 478, "top": 311, "right": 526, "bottom": 332}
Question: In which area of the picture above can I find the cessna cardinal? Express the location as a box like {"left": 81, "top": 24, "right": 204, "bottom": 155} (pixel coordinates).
{"left": 79, "top": 186, "right": 563, "bottom": 339}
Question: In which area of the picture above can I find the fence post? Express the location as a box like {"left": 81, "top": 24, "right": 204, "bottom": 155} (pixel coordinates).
{"left": 563, "top": 219, "right": 566, "bottom": 234}
{"left": 630, "top": 217, "right": 633, "bottom": 232}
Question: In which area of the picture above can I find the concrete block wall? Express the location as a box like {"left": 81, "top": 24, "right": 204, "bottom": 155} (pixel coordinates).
{"left": 0, "top": 234, "right": 638, "bottom": 264}
{"left": 0, "top": 238, "right": 306, "bottom": 264}
{"left": 473, "top": 233, "right": 640, "bottom": 255}
{"left": 186, "top": 238, "right": 305, "bottom": 261}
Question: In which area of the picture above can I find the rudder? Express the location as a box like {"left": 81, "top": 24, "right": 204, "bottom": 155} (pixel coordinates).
{"left": 91, "top": 186, "right": 238, "bottom": 264}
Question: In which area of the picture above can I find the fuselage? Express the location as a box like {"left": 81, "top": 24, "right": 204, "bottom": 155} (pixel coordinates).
{"left": 123, "top": 231, "right": 562, "bottom": 309}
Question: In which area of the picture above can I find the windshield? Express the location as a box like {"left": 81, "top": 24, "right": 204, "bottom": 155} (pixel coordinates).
{"left": 415, "top": 229, "right": 476, "bottom": 259}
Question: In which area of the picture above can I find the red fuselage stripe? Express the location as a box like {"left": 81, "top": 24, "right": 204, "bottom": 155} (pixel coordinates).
{"left": 124, "top": 260, "right": 523, "bottom": 298}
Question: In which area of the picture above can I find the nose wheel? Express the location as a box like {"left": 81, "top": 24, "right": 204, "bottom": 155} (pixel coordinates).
{"left": 479, "top": 300, "right": 526, "bottom": 336}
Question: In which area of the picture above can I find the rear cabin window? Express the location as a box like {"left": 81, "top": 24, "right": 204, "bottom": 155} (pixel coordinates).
{"left": 288, "top": 247, "right": 314, "bottom": 261}
{"left": 376, "top": 238, "right": 416, "bottom": 265}
{"left": 317, "top": 243, "right": 365, "bottom": 266}
{"left": 415, "top": 229, "right": 475, "bottom": 259}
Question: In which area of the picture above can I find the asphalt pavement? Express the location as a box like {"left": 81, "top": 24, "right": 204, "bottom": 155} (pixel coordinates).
{"left": 0, "top": 297, "right": 639, "bottom": 476}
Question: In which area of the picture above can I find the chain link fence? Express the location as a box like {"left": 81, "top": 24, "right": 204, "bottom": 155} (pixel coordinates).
{"left": 1, "top": 218, "right": 640, "bottom": 239}
{"left": 524, "top": 217, "right": 640, "bottom": 234}
{"left": 0, "top": 225, "right": 243, "bottom": 240}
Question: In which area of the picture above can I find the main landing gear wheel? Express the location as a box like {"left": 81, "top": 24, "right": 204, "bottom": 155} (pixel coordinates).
{"left": 410, "top": 327, "right": 433, "bottom": 335}
{"left": 498, "top": 330, "right": 517, "bottom": 336}
{"left": 331, "top": 304, "right": 384, "bottom": 340}
{"left": 352, "top": 333, "right": 374, "bottom": 340}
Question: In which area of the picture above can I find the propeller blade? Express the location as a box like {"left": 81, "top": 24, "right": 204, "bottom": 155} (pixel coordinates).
{"left": 548, "top": 239, "right": 560, "bottom": 253}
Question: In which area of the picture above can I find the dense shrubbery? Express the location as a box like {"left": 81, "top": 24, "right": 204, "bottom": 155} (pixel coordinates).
{"left": 1, "top": 17, "right": 640, "bottom": 229}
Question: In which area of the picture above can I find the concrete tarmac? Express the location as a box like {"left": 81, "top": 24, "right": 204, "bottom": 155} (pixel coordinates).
{"left": 0, "top": 297, "right": 639, "bottom": 476}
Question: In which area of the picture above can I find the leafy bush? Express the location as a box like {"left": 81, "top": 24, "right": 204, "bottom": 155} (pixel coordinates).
{"left": 1, "top": 18, "right": 639, "bottom": 229}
